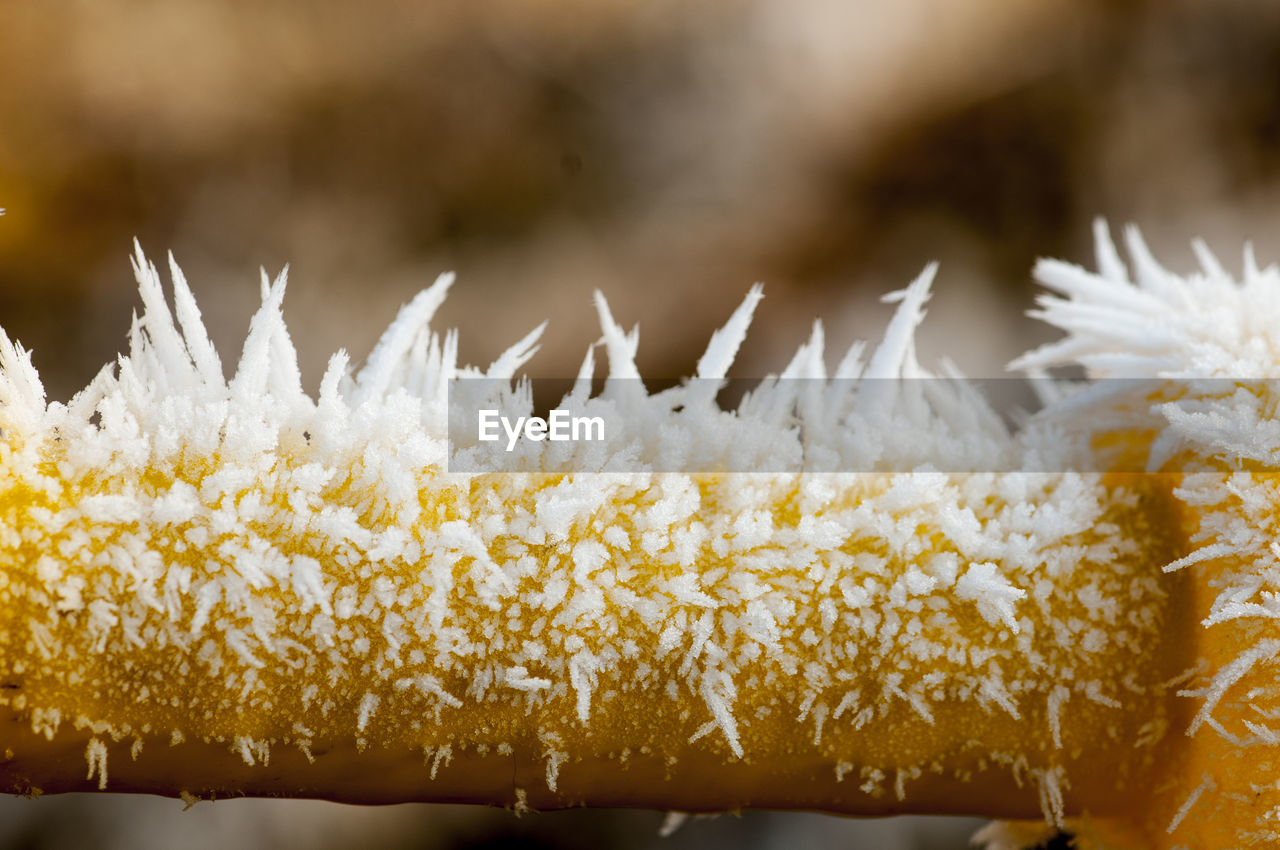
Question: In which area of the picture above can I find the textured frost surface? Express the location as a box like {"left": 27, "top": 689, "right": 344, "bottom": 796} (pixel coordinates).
{"left": 1016, "top": 221, "right": 1280, "bottom": 846}
{"left": 0, "top": 243, "right": 1179, "bottom": 821}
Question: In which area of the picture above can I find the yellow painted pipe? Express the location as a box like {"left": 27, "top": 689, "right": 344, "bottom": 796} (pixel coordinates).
{"left": 0, "top": 226, "right": 1275, "bottom": 848}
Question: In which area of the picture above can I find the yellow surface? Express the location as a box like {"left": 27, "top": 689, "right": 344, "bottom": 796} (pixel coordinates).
{"left": 0, "top": 422, "right": 1189, "bottom": 818}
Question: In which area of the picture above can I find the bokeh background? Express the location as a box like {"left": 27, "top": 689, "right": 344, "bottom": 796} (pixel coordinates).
{"left": 1, "top": 0, "right": 1278, "bottom": 847}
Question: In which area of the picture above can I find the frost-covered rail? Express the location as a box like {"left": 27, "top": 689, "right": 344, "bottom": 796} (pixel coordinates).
{"left": 1, "top": 224, "right": 1278, "bottom": 848}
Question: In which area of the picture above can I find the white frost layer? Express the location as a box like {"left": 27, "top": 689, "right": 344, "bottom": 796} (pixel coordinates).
{"left": 0, "top": 242, "right": 1169, "bottom": 821}
{"left": 1016, "top": 221, "right": 1280, "bottom": 840}
{"left": 1015, "top": 218, "right": 1280, "bottom": 471}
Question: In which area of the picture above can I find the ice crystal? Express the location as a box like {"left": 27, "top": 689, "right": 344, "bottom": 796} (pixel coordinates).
{"left": 1016, "top": 220, "right": 1280, "bottom": 846}
{"left": 0, "top": 240, "right": 1179, "bottom": 822}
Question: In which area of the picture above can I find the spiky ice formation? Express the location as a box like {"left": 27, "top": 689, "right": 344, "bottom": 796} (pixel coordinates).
{"left": 1014, "top": 221, "right": 1280, "bottom": 847}
{"left": 0, "top": 243, "right": 1181, "bottom": 821}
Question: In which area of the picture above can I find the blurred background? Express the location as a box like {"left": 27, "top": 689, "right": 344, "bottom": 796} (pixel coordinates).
{"left": 1, "top": 0, "right": 1278, "bottom": 846}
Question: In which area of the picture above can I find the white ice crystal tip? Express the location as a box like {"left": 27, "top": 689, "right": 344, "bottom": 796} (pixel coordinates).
{"left": 592, "top": 290, "right": 642, "bottom": 384}
{"left": 867, "top": 261, "right": 937, "bottom": 381}
{"left": 696, "top": 284, "right": 763, "bottom": 382}
{"left": 1014, "top": 218, "right": 1280, "bottom": 381}
{"left": 352, "top": 271, "right": 454, "bottom": 405}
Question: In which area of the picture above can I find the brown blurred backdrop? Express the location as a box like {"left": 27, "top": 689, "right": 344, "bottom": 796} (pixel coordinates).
{"left": 1, "top": 0, "right": 1279, "bottom": 847}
